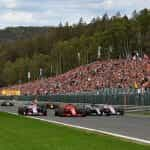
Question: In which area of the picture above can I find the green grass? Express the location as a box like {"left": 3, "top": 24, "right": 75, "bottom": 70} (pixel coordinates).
{"left": 0, "top": 112, "right": 149, "bottom": 150}
{"left": 128, "top": 111, "right": 150, "bottom": 117}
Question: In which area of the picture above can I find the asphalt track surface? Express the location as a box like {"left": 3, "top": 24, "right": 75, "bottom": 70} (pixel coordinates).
{"left": 0, "top": 105, "right": 150, "bottom": 142}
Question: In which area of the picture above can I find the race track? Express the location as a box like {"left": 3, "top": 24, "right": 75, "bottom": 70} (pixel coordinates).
{"left": 0, "top": 104, "right": 150, "bottom": 143}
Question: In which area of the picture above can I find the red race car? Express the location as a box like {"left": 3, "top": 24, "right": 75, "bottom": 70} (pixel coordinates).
{"left": 54, "top": 104, "right": 87, "bottom": 117}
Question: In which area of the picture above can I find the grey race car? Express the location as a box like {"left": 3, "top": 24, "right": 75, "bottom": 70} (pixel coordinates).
{"left": 83, "top": 104, "right": 124, "bottom": 116}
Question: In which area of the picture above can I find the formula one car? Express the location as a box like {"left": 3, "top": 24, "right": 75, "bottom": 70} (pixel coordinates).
{"left": 83, "top": 104, "right": 102, "bottom": 116}
{"left": 18, "top": 104, "right": 47, "bottom": 116}
{"left": 100, "top": 105, "right": 124, "bottom": 116}
{"left": 83, "top": 104, "right": 124, "bottom": 116}
{"left": 55, "top": 104, "right": 87, "bottom": 117}
{"left": 1, "top": 101, "right": 14, "bottom": 106}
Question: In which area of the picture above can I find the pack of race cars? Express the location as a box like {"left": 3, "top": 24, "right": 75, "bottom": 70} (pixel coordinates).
{"left": 0, "top": 100, "right": 125, "bottom": 117}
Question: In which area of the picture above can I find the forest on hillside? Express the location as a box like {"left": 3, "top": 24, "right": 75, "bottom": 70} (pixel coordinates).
{"left": 0, "top": 9, "right": 150, "bottom": 86}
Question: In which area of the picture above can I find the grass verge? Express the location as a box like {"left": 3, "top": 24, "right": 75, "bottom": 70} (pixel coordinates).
{"left": 0, "top": 112, "right": 149, "bottom": 150}
{"left": 127, "top": 111, "right": 150, "bottom": 117}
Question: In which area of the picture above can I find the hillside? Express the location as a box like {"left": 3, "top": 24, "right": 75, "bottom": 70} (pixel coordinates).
{"left": 0, "top": 27, "right": 50, "bottom": 43}
{"left": 0, "top": 9, "right": 149, "bottom": 86}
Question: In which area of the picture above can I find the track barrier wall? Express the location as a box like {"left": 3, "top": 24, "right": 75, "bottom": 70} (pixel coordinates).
{"left": 0, "top": 88, "right": 150, "bottom": 105}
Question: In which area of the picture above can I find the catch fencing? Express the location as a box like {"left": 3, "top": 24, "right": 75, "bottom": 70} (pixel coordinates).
{"left": 0, "top": 88, "right": 150, "bottom": 105}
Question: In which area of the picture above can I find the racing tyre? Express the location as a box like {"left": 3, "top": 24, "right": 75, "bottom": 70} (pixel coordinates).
{"left": 55, "top": 109, "right": 64, "bottom": 116}
{"left": 119, "top": 110, "right": 124, "bottom": 116}
{"left": 42, "top": 109, "right": 47, "bottom": 116}
{"left": 77, "top": 109, "right": 87, "bottom": 117}
{"left": 18, "top": 107, "right": 26, "bottom": 115}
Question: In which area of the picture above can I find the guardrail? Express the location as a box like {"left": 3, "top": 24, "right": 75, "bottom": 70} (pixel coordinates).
{"left": 0, "top": 88, "right": 150, "bottom": 105}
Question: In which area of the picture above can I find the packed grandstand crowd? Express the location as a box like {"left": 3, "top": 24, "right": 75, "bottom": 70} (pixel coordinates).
{"left": 3, "top": 53, "right": 150, "bottom": 95}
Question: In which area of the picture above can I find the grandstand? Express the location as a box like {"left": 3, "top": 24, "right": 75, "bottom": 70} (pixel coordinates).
{"left": 4, "top": 56, "right": 149, "bottom": 96}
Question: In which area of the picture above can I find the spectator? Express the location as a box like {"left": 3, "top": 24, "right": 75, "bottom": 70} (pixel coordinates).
{"left": 3, "top": 55, "right": 149, "bottom": 95}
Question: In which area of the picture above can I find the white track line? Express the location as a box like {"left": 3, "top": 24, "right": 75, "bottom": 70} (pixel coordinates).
{"left": 1, "top": 110, "right": 150, "bottom": 145}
